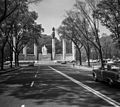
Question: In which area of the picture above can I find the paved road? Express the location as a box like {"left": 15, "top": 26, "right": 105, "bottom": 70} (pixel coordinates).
{"left": 0, "top": 64, "right": 120, "bottom": 107}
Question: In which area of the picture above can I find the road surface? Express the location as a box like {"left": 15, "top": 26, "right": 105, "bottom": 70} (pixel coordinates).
{"left": 0, "top": 64, "right": 120, "bottom": 107}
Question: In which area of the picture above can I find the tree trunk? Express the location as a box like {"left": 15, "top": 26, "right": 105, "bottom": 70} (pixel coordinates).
{"left": 15, "top": 52, "right": 19, "bottom": 67}
{"left": 0, "top": 48, "right": 4, "bottom": 70}
{"left": 78, "top": 49, "right": 82, "bottom": 65}
{"left": 87, "top": 51, "right": 91, "bottom": 67}
{"left": 98, "top": 48, "right": 104, "bottom": 68}
{"left": 87, "top": 45, "right": 91, "bottom": 67}
{"left": 51, "top": 52, "right": 53, "bottom": 60}
{"left": 10, "top": 47, "right": 13, "bottom": 68}
{"left": 84, "top": 46, "right": 91, "bottom": 67}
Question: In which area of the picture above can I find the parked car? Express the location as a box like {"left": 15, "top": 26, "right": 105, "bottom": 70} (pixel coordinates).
{"left": 92, "top": 63, "right": 120, "bottom": 85}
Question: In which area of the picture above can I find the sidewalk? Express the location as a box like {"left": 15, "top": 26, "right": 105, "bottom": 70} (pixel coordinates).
{"left": 74, "top": 65, "right": 93, "bottom": 71}
{"left": 0, "top": 67, "right": 20, "bottom": 75}
{"left": 66, "top": 64, "right": 93, "bottom": 71}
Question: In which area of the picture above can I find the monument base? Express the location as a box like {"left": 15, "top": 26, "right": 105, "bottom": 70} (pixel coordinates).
{"left": 19, "top": 53, "right": 73, "bottom": 62}
{"left": 39, "top": 53, "right": 51, "bottom": 61}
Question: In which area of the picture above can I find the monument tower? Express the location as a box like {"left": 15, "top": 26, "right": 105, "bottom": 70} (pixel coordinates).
{"left": 52, "top": 27, "right": 55, "bottom": 60}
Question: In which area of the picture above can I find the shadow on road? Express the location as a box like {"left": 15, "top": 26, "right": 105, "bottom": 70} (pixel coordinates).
{"left": 0, "top": 66, "right": 117, "bottom": 107}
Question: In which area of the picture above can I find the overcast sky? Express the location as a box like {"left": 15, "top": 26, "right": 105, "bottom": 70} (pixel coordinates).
{"left": 29, "top": 0, "right": 111, "bottom": 37}
{"left": 29, "top": 0, "right": 76, "bottom": 36}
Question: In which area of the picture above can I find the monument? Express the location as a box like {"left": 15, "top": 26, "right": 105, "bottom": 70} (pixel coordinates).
{"left": 42, "top": 45, "right": 47, "bottom": 55}
{"left": 52, "top": 27, "right": 55, "bottom": 60}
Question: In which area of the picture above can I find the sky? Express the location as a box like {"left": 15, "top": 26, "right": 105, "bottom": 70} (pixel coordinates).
{"left": 29, "top": 0, "right": 111, "bottom": 37}
{"left": 29, "top": 0, "right": 76, "bottom": 36}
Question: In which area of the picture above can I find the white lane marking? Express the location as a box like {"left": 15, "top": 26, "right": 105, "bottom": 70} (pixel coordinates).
{"left": 49, "top": 66, "right": 120, "bottom": 107}
{"left": 56, "top": 86, "right": 71, "bottom": 91}
{"left": 30, "top": 66, "right": 40, "bottom": 87}
{"left": 30, "top": 81, "right": 34, "bottom": 87}
{"left": 37, "top": 66, "right": 40, "bottom": 73}
{"left": 35, "top": 74, "right": 37, "bottom": 78}
{"left": 21, "top": 104, "right": 25, "bottom": 107}
{"left": 37, "top": 70, "right": 39, "bottom": 73}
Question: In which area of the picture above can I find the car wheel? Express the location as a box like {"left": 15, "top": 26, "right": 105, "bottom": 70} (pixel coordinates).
{"left": 93, "top": 73, "right": 98, "bottom": 82}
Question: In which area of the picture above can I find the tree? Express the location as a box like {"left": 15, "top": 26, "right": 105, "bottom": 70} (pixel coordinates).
{"left": 57, "top": 15, "right": 84, "bottom": 65}
{"left": 0, "top": 0, "right": 43, "bottom": 23}
{"left": 0, "top": 0, "right": 19, "bottom": 24}
{"left": 58, "top": 0, "right": 104, "bottom": 67}
{"left": 0, "top": 21, "right": 12, "bottom": 70}
{"left": 0, "top": 0, "right": 44, "bottom": 69}
{"left": 94, "top": 0, "right": 120, "bottom": 48}
{"left": 0, "top": 0, "right": 44, "bottom": 24}
{"left": 100, "top": 34, "right": 113, "bottom": 59}
{"left": 0, "top": 0, "right": 20, "bottom": 70}
{"left": 5, "top": 1, "right": 40, "bottom": 67}
{"left": 73, "top": 0, "right": 104, "bottom": 67}
{"left": 66, "top": 11, "right": 92, "bottom": 66}
{"left": 100, "top": 34, "right": 120, "bottom": 59}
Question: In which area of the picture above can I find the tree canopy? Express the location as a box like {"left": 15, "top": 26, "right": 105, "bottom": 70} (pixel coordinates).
{"left": 94, "top": 0, "right": 120, "bottom": 46}
{"left": 0, "top": 0, "right": 44, "bottom": 69}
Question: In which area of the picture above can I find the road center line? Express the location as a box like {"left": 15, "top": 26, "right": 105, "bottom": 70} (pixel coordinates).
{"left": 35, "top": 74, "right": 37, "bottom": 78}
{"left": 21, "top": 104, "right": 25, "bottom": 107}
{"left": 49, "top": 66, "right": 120, "bottom": 107}
{"left": 30, "top": 81, "right": 34, "bottom": 87}
{"left": 30, "top": 66, "right": 39, "bottom": 87}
